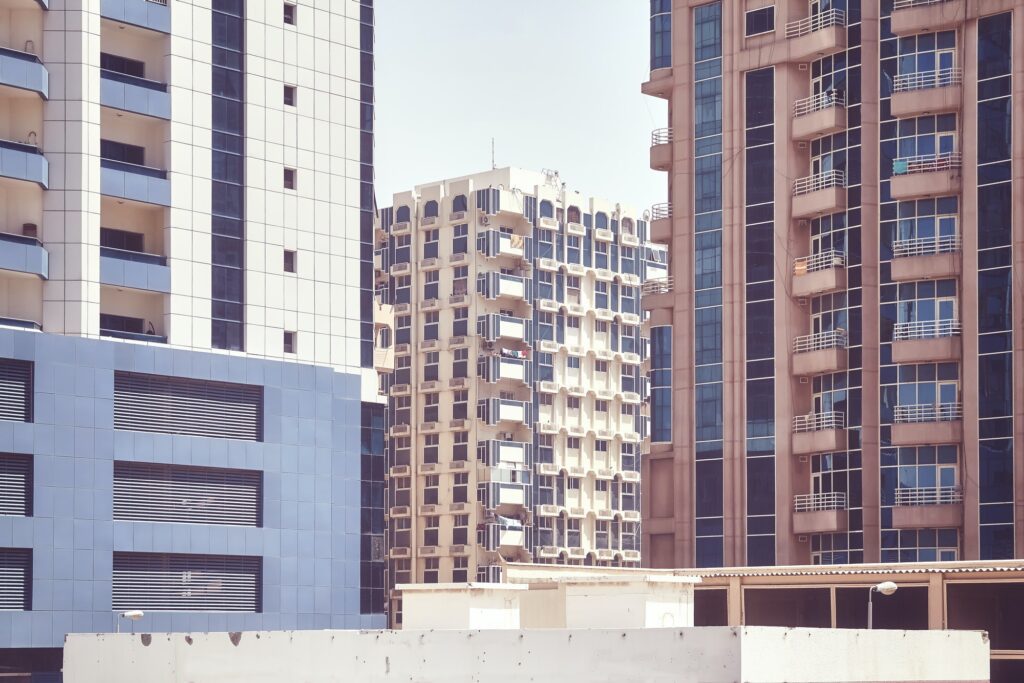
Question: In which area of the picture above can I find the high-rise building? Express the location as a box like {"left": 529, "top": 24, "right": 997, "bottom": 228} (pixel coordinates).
{"left": 642, "top": 0, "right": 1023, "bottom": 568}
{"left": 379, "top": 167, "right": 666, "bottom": 625}
{"left": 0, "top": 0, "right": 383, "bottom": 672}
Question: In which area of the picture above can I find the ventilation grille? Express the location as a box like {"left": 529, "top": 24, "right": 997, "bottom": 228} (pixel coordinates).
{"left": 0, "top": 454, "right": 31, "bottom": 517}
{"left": 113, "top": 552, "right": 261, "bottom": 612}
{"left": 114, "top": 372, "right": 263, "bottom": 441}
{"left": 114, "top": 461, "right": 261, "bottom": 527}
{"left": 0, "top": 548, "right": 31, "bottom": 611}
{"left": 0, "top": 360, "right": 32, "bottom": 423}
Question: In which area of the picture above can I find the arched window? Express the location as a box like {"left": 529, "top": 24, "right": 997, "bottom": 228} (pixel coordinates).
{"left": 621, "top": 217, "right": 635, "bottom": 235}
{"left": 567, "top": 206, "right": 581, "bottom": 224}
{"left": 539, "top": 200, "right": 554, "bottom": 218}
{"left": 396, "top": 206, "right": 411, "bottom": 223}
{"left": 424, "top": 200, "right": 439, "bottom": 218}
{"left": 595, "top": 212, "right": 609, "bottom": 230}
{"left": 452, "top": 194, "right": 468, "bottom": 213}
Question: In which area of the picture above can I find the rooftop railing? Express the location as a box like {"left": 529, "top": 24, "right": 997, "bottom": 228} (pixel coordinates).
{"left": 793, "top": 411, "right": 845, "bottom": 433}
{"left": 793, "top": 90, "right": 845, "bottom": 118}
{"left": 793, "top": 329, "right": 848, "bottom": 354}
{"left": 894, "top": 402, "right": 962, "bottom": 423}
{"left": 794, "top": 169, "right": 845, "bottom": 196}
{"left": 893, "top": 319, "right": 961, "bottom": 341}
{"left": 894, "top": 486, "right": 963, "bottom": 506}
{"left": 785, "top": 9, "right": 846, "bottom": 39}
{"left": 893, "top": 233, "right": 961, "bottom": 258}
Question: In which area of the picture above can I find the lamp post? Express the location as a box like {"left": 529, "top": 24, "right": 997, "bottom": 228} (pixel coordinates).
{"left": 867, "top": 581, "right": 897, "bottom": 629}
{"left": 116, "top": 610, "right": 145, "bottom": 633}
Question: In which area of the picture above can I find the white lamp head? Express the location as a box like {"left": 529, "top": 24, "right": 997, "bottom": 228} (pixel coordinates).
{"left": 873, "top": 581, "right": 898, "bottom": 596}
{"left": 120, "top": 610, "right": 145, "bottom": 621}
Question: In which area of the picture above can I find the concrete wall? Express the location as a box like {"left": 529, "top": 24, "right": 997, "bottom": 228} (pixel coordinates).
{"left": 62, "top": 627, "right": 990, "bottom": 683}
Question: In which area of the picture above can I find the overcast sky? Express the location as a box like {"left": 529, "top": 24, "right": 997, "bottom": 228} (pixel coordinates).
{"left": 374, "top": 0, "right": 668, "bottom": 211}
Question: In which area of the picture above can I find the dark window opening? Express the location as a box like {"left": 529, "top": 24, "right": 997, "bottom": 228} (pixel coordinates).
{"left": 283, "top": 2, "right": 296, "bottom": 25}
{"left": 745, "top": 6, "right": 775, "bottom": 37}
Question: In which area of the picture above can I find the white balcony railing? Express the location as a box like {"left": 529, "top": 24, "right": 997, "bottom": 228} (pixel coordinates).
{"left": 793, "top": 329, "right": 848, "bottom": 354}
{"left": 793, "top": 90, "right": 846, "bottom": 118}
{"left": 893, "top": 68, "right": 963, "bottom": 93}
{"left": 893, "top": 233, "right": 961, "bottom": 258}
{"left": 793, "top": 411, "right": 845, "bottom": 433}
{"left": 651, "top": 128, "right": 673, "bottom": 145}
{"left": 785, "top": 9, "right": 846, "bottom": 39}
{"left": 893, "top": 152, "right": 961, "bottom": 176}
{"left": 794, "top": 491, "right": 847, "bottom": 512}
{"left": 641, "top": 277, "right": 673, "bottom": 296}
{"left": 895, "top": 486, "right": 963, "bottom": 506}
{"left": 894, "top": 0, "right": 955, "bottom": 9}
{"left": 793, "top": 250, "right": 845, "bottom": 275}
{"left": 651, "top": 202, "right": 672, "bottom": 220}
{"left": 893, "top": 319, "right": 961, "bottom": 341}
{"left": 794, "top": 169, "right": 845, "bottom": 196}
{"left": 894, "top": 402, "right": 962, "bottom": 423}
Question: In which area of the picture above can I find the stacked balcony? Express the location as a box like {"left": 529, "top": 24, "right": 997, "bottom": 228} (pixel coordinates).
{"left": 478, "top": 353, "right": 533, "bottom": 387}
{"left": 0, "top": 138, "right": 47, "bottom": 189}
{"left": 892, "top": 68, "right": 963, "bottom": 118}
{"left": 101, "top": 0, "right": 171, "bottom": 33}
{"left": 792, "top": 329, "right": 847, "bottom": 377}
{"left": 649, "top": 203, "right": 671, "bottom": 244}
{"left": 892, "top": 486, "right": 963, "bottom": 529}
{"left": 649, "top": 128, "right": 672, "bottom": 171}
{"left": 101, "top": 68, "right": 170, "bottom": 120}
{"left": 477, "top": 313, "right": 532, "bottom": 344}
{"left": 0, "top": 46, "right": 48, "bottom": 98}
{"left": 0, "top": 231, "right": 47, "bottom": 280}
{"left": 478, "top": 479, "right": 532, "bottom": 517}
{"left": 640, "top": 276, "right": 673, "bottom": 315}
{"left": 100, "top": 245, "right": 170, "bottom": 294}
{"left": 477, "top": 229, "right": 532, "bottom": 262}
{"left": 892, "top": 402, "right": 962, "bottom": 446}
{"left": 891, "top": 233, "right": 961, "bottom": 281}
{"left": 793, "top": 492, "right": 847, "bottom": 534}
{"left": 477, "top": 398, "right": 532, "bottom": 426}
{"left": 476, "top": 271, "right": 531, "bottom": 302}
{"left": 792, "top": 170, "right": 845, "bottom": 218}
{"left": 892, "top": 319, "right": 961, "bottom": 364}
{"left": 792, "top": 250, "right": 846, "bottom": 297}
{"left": 891, "top": 0, "right": 965, "bottom": 36}
{"left": 792, "top": 91, "right": 846, "bottom": 142}
{"left": 477, "top": 519, "right": 532, "bottom": 556}
{"left": 101, "top": 156, "right": 170, "bottom": 206}
{"left": 785, "top": 9, "right": 846, "bottom": 62}
{"left": 890, "top": 153, "right": 961, "bottom": 200}
{"left": 792, "top": 411, "right": 846, "bottom": 455}
{"left": 477, "top": 440, "right": 533, "bottom": 469}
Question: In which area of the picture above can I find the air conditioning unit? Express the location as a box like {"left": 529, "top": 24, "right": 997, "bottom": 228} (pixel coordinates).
{"left": 797, "top": 141, "right": 808, "bottom": 149}
{"left": 798, "top": 63, "right": 809, "bottom": 71}
{"left": 797, "top": 297, "right": 809, "bottom": 307}
{"left": 799, "top": 376, "right": 810, "bottom": 385}
{"left": 480, "top": 215, "right": 490, "bottom": 225}
{"left": 798, "top": 535, "right": 809, "bottom": 543}
{"left": 799, "top": 455, "right": 809, "bottom": 463}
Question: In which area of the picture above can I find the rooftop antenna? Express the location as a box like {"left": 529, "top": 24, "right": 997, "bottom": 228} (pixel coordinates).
{"left": 491, "top": 138, "right": 496, "bottom": 169}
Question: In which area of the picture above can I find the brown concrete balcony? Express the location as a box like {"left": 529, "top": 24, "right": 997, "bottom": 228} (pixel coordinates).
{"left": 892, "top": 69, "right": 963, "bottom": 117}
{"left": 892, "top": 486, "right": 964, "bottom": 529}
{"left": 785, "top": 10, "right": 847, "bottom": 62}
{"left": 890, "top": 153, "right": 961, "bottom": 200}
{"left": 891, "top": 319, "right": 961, "bottom": 363}
{"left": 792, "top": 412, "right": 846, "bottom": 455}
{"left": 792, "top": 250, "right": 846, "bottom": 297}
{"left": 891, "top": 0, "right": 965, "bottom": 36}
{"left": 792, "top": 329, "right": 848, "bottom": 377}
{"left": 792, "top": 91, "right": 846, "bottom": 142}
{"left": 641, "top": 276, "right": 674, "bottom": 312}
{"left": 793, "top": 492, "right": 848, "bottom": 534}
{"left": 891, "top": 234, "right": 961, "bottom": 282}
{"left": 892, "top": 403, "right": 962, "bottom": 446}
{"left": 650, "top": 203, "right": 672, "bottom": 244}
{"left": 650, "top": 128, "right": 672, "bottom": 171}
{"left": 642, "top": 67, "right": 673, "bottom": 100}
{"left": 792, "top": 170, "right": 845, "bottom": 218}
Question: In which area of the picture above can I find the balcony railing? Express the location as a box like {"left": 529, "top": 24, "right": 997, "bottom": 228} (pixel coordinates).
{"left": 793, "top": 411, "right": 845, "bottom": 433}
{"left": 894, "top": 402, "right": 962, "bottom": 423}
{"left": 641, "top": 277, "right": 673, "bottom": 296}
{"left": 651, "top": 128, "right": 673, "bottom": 145}
{"left": 0, "top": 232, "right": 42, "bottom": 248}
{"left": 793, "top": 90, "right": 845, "bottom": 118}
{"left": 100, "top": 329, "right": 168, "bottom": 344}
{"left": 100, "top": 158, "right": 168, "bottom": 179}
{"left": 893, "top": 0, "right": 955, "bottom": 9}
{"left": 793, "top": 250, "right": 845, "bottom": 275}
{"left": 651, "top": 202, "right": 672, "bottom": 220}
{"left": 793, "top": 329, "right": 847, "bottom": 354}
{"left": 893, "top": 68, "right": 963, "bottom": 93}
{"left": 0, "top": 316, "right": 41, "bottom": 331}
{"left": 793, "top": 169, "right": 845, "bottom": 196}
{"left": 893, "top": 233, "right": 961, "bottom": 258}
{"left": 893, "top": 319, "right": 961, "bottom": 341}
{"left": 100, "top": 69, "right": 168, "bottom": 92}
{"left": 100, "top": 246, "right": 168, "bottom": 266}
{"left": 147, "top": 0, "right": 168, "bottom": 4}
{"left": 0, "top": 138, "right": 43, "bottom": 156}
{"left": 794, "top": 491, "right": 847, "bottom": 512}
{"left": 895, "top": 486, "right": 963, "bottom": 506}
{"left": 785, "top": 9, "right": 846, "bottom": 39}
{"left": 0, "top": 46, "right": 42, "bottom": 65}
{"left": 892, "top": 152, "right": 961, "bottom": 176}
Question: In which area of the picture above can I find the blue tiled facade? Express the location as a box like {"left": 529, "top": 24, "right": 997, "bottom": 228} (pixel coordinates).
{"left": 0, "top": 327, "right": 383, "bottom": 649}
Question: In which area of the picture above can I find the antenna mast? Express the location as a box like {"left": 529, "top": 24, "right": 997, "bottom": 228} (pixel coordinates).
{"left": 491, "top": 138, "right": 495, "bottom": 169}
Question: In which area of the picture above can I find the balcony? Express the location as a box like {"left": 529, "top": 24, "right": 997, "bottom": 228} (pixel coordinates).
{"left": 792, "top": 170, "right": 845, "bottom": 218}
{"left": 890, "top": 153, "right": 961, "bottom": 200}
{"left": 477, "top": 271, "right": 531, "bottom": 302}
{"left": 650, "top": 203, "right": 671, "bottom": 244}
{"left": 0, "top": 139, "right": 47, "bottom": 188}
{"left": 477, "top": 229, "right": 532, "bottom": 261}
{"left": 792, "top": 91, "right": 846, "bottom": 142}
{"left": 891, "top": 0, "right": 965, "bottom": 36}
{"left": 101, "top": 0, "right": 171, "bottom": 33}
{"left": 101, "top": 158, "right": 170, "bottom": 206}
{"left": 99, "top": 313, "right": 166, "bottom": 344}
{"left": 793, "top": 492, "right": 848, "bottom": 534}
{"left": 478, "top": 480, "right": 531, "bottom": 513}
{"left": 478, "top": 353, "right": 533, "bottom": 386}
{"left": 373, "top": 346, "right": 393, "bottom": 373}
{"left": 0, "top": 316, "right": 40, "bottom": 331}
{"left": 100, "top": 246, "right": 170, "bottom": 293}
{"left": 650, "top": 128, "right": 672, "bottom": 172}
{"left": 891, "top": 234, "right": 961, "bottom": 282}
{"left": 478, "top": 313, "right": 532, "bottom": 344}
{"left": 792, "top": 250, "right": 846, "bottom": 297}
{"left": 478, "top": 519, "right": 531, "bottom": 554}
{"left": 101, "top": 69, "right": 171, "bottom": 120}
{"left": 477, "top": 439, "right": 532, "bottom": 468}
{"left": 477, "top": 398, "right": 532, "bottom": 426}
{"left": 792, "top": 412, "right": 846, "bottom": 455}
{"left": 792, "top": 329, "right": 847, "bottom": 377}
{"left": 641, "top": 67, "right": 672, "bottom": 100}
{"left": 892, "top": 319, "right": 961, "bottom": 363}
{"left": 892, "top": 403, "right": 962, "bottom": 446}
{"left": 641, "top": 276, "right": 673, "bottom": 312}
{"left": 785, "top": 10, "right": 846, "bottom": 62}
{"left": 0, "top": 46, "right": 48, "bottom": 98}
{"left": 891, "top": 486, "right": 964, "bottom": 529}
{"left": 0, "top": 232, "right": 47, "bottom": 279}
{"left": 891, "top": 69, "right": 963, "bottom": 117}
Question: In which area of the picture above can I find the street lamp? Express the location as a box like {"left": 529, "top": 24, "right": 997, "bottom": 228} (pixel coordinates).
{"left": 867, "top": 581, "right": 897, "bottom": 629}
{"left": 116, "top": 610, "right": 145, "bottom": 633}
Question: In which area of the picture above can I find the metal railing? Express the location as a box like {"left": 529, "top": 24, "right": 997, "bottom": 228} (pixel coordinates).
{"left": 785, "top": 9, "right": 846, "bottom": 38}
{"left": 100, "top": 329, "right": 168, "bottom": 344}
{"left": 793, "top": 90, "right": 846, "bottom": 118}
{"left": 894, "top": 402, "right": 962, "bottom": 423}
{"left": 793, "top": 411, "right": 845, "bottom": 433}
{"left": 0, "top": 138, "right": 42, "bottom": 155}
{"left": 100, "top": 158, "right": 168, "bottom": 179}
{"left": 0, "top": 231, "right": 41, "bottom": 247}
{"left": 100, "top": 68, "right": 168, "bottom": 92}
{"left": 147, "top": 0, "right": 169, "bottom": 4}
{"left": 794, "top": 491, "right": 847, "bottom": 512}
{"left": 100, "top": 246, "right": 168, "bottom": 266}
{"left": 641, "top": 277, "right": 673, "bottom": 296}
{"left": 651, "top": 202, "right": 672, "bottom": 220}
{"left": 892, "top": 152, "right": 961, "bottom": 176}
{"left": 893, "top": 68, "right": 962, "bottom": 93}
{"left": 0, "top": 45, "right": 42, "bottom": 64}
{"left": 893, "top": 233, "right": 961, "bottom": 258}
{"left": 651, "top": 128, "right": 673, "bottom": 145}
{"left": 895, "top": 486, "right": 963, "bottom": 506}
{"left": 793, "top": 250, "right": 845, "bottom": 275}
{"left": 793, "top": 329, "right": 848, "bottom": 354}
{"left": 893, "top": 319, "right": 961, "bottom": 341}
{"left": 894, "top": 0, "right": 955, "bottom": 9}
{"left": 0, "top": 316, "right": 41, "bottom": 331}
{"left": 793, "top": 169, "right": 845, "bottom": 196}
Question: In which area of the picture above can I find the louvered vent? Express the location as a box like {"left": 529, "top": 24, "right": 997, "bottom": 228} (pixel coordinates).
{"left": 113, "top": 552, "right": 261, "bottom": 612}
{"left": 0, "top": 454, "right": 31, "bottom": 517}
{"left": 0, "top": 549, "right": 31, "bottom": 610}
{"left": 114, "top": 372, "right": 263, "bottom": 441}
{"left": 114, "top": 461, "right": 261, "bottom": 527}
{"left": 0, "top": 360, "right": 32, "bottom": 423}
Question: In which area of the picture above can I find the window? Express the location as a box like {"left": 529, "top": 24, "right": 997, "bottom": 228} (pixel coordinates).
{"left": 595, "top": 400, "right": 608, "bottom": 414}
{"left": 100, "top": 52, "right": 145, "bottom": 78}
{"left": 453, "top": 390, "right": 469, "bottom": 420}
{"left": 567, "top": 397, "right": 581, "bottom": 411}
{"left": 423, "top": 515, "right": 439, "bottom": 546}
{"left": 283, "top": 2, "right": 296, "bottom": 25}
{"left": 101, "top": 227, "right": 145, "bottom": 253}
{"left": 452, "top": 430, "right": 469, "bottom": 461}
{"left": 393, "top": 396, "right": 411, "bottom": 426}
{"left": 423, "top": 200, "right": 439, "bottom": 219}
{"left": 452, "top": 267, "right": 469, "bottom": 297}
{"left": 566, "top": 276, "right": 581, "bottom": 302}
{"left": 283, "top": 331, "right": 296, "bottom": 354}
{"left": 283, "top": 249, "right": 296, "bottom": 273}
{"left": 567, "top": 316, "right": 581, "bottom": 329}
{"left": 0, "top": 453, "right": 31, "bottom": 516}
{"left": 423, "top": 311, "right": 439, "bottom": 340}
{"left": 595, "top": 281, "right": 609, "bottom": 308}
{"left": 423, "top": 478, "right": 439, "bottom": 506}
{"left": 596, "top": 320, "right": 609, "bottom": 334}
{"left": 567, "top": 356, "right": 581, "bottom": 370}
{"left": 100, "top": 139, "right": 145, "bottom": 166}
{"left": 423, "top": 393, "right": 439, "bottom": 423}
{"left": 114, "top": 462, "right": 261, "bottom": 526}
{"left": 0, "top": 359, "right": 33, "bottom": 423}
{"left": 423, "top": 557, "right": 439, "bottom": 583}
{"left": 113, "top": 552, "right": 261, "bottom": 612}
{"left": 452, "top": 515, "right": 470, "bottom": 546}
{"left": 283, "top": 84, "right": 296, "bottom": 106}
{"left": 745, "top": 6, "right": 774, "bottom": 37}
{"left": 423, "top": 229, "right": 439, "bottom": 259}
{"left": 423, "top": 270, "right": 439, "bottom": 299}
{"left": 422, "top": 434, "right": 439, "bottom": 464}
{"left": 452, "top": 224, "right": 469, "bottom": 254}
{"left": 452, "top": 556, "right": 469, "bottom": 582}
{"left": 453, "top": 473, "right": 469, "bottom": 503}
{"left": 539, "top": 393, "right": 553, "bottom": 407}
{"left": 424, "top": 352, "right": 439, "bottom": 382}
{"left": 283, "top": 167, "right": 296, "bottom": 189}
{"left": 650, "top": 325, "right": 672, "bottom": 443}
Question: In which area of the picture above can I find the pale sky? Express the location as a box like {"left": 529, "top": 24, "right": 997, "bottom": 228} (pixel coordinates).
{"left": 374, "top": 0, "right": 668, "bottom": 212}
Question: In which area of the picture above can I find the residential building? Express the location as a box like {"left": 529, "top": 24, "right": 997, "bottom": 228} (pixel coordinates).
{"left": 0, "top": 0, "right": 383, "bottom": 674}
{"left": 380, "top": 167, "right": 666, "bottom": 625}
{"left": 642, "top": 1, "right": 1023, "bottom": 568}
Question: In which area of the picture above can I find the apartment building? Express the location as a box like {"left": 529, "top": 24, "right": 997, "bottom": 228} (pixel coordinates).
{"left": 642, "top": 0, "right": 1023, "bottom": 568}
{"left": 379, "top": 167, "right": 666, "bottom": 624}
{"left": 0, "top": 0, "right": 383, "bottom": 673}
